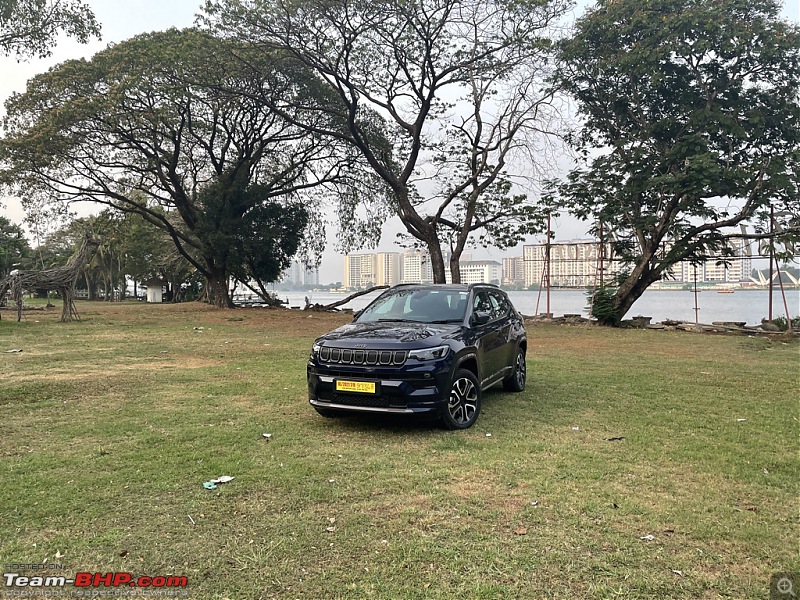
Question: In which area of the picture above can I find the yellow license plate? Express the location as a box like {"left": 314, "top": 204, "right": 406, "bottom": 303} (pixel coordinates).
{"left": 336, "top": 380, "right": 376, "bottom": 394}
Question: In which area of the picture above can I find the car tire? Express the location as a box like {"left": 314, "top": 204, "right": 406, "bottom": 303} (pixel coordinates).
{"left": 502, "top": 347, "right": 526, "bottom": 392}
{"left": 442, "top": 369, "right": 481, "bottom": 430}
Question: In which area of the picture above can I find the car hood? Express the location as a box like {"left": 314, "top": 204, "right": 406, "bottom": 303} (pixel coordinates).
{"left": 316, "top": 321, "right": 462, "bottom": 346}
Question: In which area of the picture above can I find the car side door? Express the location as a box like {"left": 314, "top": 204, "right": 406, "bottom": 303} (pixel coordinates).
{"left": 487, "top": 289, "right": 515, "bottom": 380}
{"left": 469, "top": 289, "right": 504, "bottom": 388}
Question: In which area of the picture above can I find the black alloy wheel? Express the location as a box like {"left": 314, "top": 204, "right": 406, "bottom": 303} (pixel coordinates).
{"left": 442, "top": 369, "right": 481, "bottom": 429}
{"left": 503, "top": 347, "right": 526, "bottom": 392}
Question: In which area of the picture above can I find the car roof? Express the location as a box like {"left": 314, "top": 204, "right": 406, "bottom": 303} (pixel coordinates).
{"left": 390, "top": 283, "right": 502, "bottom": 292}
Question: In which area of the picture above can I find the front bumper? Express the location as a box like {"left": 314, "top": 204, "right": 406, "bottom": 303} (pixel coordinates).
{"left": 307, "top": 359, "right": 452, "bottom": 416}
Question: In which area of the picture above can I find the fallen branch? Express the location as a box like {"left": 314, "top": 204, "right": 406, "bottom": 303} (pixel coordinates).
{"left": 306, "top": 286, "right": 389, "bottom": 311}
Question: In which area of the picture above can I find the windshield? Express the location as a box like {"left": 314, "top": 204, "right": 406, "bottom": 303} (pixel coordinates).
{"left": 357, "top": 288, "right": 468, "bottom": 324}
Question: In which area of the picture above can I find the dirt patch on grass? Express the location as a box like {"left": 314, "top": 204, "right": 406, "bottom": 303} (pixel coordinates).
{"left": 2, "top": 356, "right": 226, "bottom": 383}
{"left": 7, "top": 301, "right": 353, "bottom": 337}
{"left": 101, "top": 302, "right": 353, "bottom": 335}
{"left": 447, "top": 470, "right": 499, "bottom": 499}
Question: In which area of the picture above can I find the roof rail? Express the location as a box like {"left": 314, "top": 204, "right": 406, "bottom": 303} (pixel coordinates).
{"left": 468, "top": 282, "right": 500, "bottom": 289}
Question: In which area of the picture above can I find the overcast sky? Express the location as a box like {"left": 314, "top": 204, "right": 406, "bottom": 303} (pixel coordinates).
{"left": 0, "top": 0, "right": 796, "bottom": 282}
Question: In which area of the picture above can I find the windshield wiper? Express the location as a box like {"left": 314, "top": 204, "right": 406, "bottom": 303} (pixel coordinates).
{"left": 376, "top": 318, "right": 422, "bottom": 323}
{"left": 428, "top": 319, "right": 464, "bottom": 324}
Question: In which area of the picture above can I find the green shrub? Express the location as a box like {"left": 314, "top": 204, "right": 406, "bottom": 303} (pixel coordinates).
{"left": 770, "top": 315, "right": 800, "bottom": 331}
{"left": 587, "top": 284, "right": 620, "bottom": 326}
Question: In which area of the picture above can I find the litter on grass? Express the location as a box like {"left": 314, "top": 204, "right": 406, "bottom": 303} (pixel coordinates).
{"left": 203, "top": 475, "right": 235, "bottom": 490}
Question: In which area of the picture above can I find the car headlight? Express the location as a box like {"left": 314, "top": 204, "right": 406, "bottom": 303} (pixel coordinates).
{"left": 408, "top": 345, "right": 450, "bottom": 361}
{"left": 310, "top": 342, "right": 322, "bottom": 359}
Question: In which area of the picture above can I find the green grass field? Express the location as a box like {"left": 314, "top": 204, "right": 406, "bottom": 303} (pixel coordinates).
{"left": 0, "top": 301, "right": 797, "bottom": 599}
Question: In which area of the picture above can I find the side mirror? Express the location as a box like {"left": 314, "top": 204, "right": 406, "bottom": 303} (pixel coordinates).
{"left": 472, "top": 311, "right": 491, "bottom": 326}
{"left": 352, "top": 309, "right": 363, "bottom": 321}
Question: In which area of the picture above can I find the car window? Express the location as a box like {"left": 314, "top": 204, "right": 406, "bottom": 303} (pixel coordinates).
{"left": 488, "top": 290, "right": 510, "bottom": 320}
{"left": 358, "top": 289, "right": 468, "bottom": 323}
{"left": 473, "top": 291, "right": 492, "bottom": 314}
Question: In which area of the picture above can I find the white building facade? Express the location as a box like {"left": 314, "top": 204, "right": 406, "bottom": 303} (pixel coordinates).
{"left": 375, "top": 252, "right": 402, "bottom": 286}
{"left": 281, "top": 260, "right": 320, "bottom": 286}
{"left": 459, "top": 260, "right": 502, "bottom": 284}
{"left": 523, "top": 240, "right": 619, "bottom": 288}
{"left": 343, "top": 254, "right": 376, "bottom": 289}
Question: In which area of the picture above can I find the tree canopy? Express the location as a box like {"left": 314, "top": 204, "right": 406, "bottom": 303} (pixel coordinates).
{"left": 0, "top": 28, "right": 371, "bottom": 307}
{"left": 0, "top": 216, "right": 33, "bottom": 279}
{"left": 203, "top": 0, "right": 570, "bottom": 282}
{"left": 551, "top": 0, "right": 800, "bottom": 324}
{"left": 0, "top": 0, "right": 101, "bottom": 59}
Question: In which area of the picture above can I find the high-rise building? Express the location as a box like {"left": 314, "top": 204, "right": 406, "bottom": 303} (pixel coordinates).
{"left": 281, "top": 260, "right": 320, "bottom": 286}
{"left": 459, "top": 260, "right": 502, "bottom": 284}
{"left": 523, "top": 240, "right": 619, "bottom": 288}
{"left": 401, "top": 249, "right": 433, "bottom": 284}
{"left": 676, "top": 240, "right": 752, "bottom": 283}
{"left": 343, "top": 254, "right": 377, "bottom": 289}
{"left": 375, "top": 252, "right": 402, "bottom": 286}
{"left": 502, "top": 256, "right": 525, "bottom": 285}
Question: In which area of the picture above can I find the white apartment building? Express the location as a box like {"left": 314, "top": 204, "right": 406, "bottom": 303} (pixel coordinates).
{"left": 459, "top": 260, "right": 502, "bottom": 284}
{"left": 674, "top": 240, "right": 752, "bottom": 283}
{"left": 375, "top": 252, "right": 402, "bottom": 286}
{"left": 502, "top": 256, "right": 525, "bottom": 285}
{"left": 519, "top": 238, "right": 752, "bottom": 288}
{"left": 401, "top": 249, "right": 434, "bottom": 284}
{"left": 280, "top": 260, "right": 320, "bottom": 286}
{"left": 523, "top": 240, "right": 619, "bottom": 288}
{"left": 343, "top": 253, "right": 376, "bottom": 289}
{"left": 348, "top": 249, "right": 493, "bottom": 286}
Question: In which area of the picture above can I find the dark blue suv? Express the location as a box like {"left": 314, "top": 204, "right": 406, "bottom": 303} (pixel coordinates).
{"left": 307, "top": 284, "right": 527, "bottom": 429}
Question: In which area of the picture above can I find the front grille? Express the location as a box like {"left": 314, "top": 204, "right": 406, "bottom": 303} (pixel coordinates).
{"left": 320, "top": 346, "right": 406, "bottom": 366}
{"left": 317, "top": 391, "right": 407, "bottom": 409}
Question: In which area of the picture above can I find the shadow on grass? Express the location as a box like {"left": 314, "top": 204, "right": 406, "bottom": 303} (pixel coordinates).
{"left": 306, "top": 386, "right": 527, "bottom": 435}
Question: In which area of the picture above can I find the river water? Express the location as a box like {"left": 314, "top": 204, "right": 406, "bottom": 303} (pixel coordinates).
{"left": 262, "top": 288, "right": 799, "bottom": 326}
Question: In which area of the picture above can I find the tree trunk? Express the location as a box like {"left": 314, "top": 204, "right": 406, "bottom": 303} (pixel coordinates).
{"left": 205, "top": 271, "right": 235, "bottom": 308}
{"left": 425, "top": 237, "right": 447, "bottom": 284}
{"left": 85, "top": 273, "right": 97, "bottom": 301}
{"left": 611, "top": 258, "right": 662, "bottom": 324}
{"left": 170, "top": 280, "right": 182, "bottom": 303}
{"left": 447, "top": 189, "right": 478, "bottom": 285}
{"left": 117, "top": 257, "right": 125, "bottom": 301}
{"left": 450, "top": 253, "right": 461, "bottom": 284}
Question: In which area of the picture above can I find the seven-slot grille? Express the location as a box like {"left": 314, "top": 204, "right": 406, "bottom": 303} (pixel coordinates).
{"left": 319, "top": 346, "right": 407, "bottom": 366}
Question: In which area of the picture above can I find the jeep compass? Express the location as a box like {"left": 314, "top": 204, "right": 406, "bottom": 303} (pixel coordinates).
{"left": 307, "top": 284, "right": 527, "bottom": 429}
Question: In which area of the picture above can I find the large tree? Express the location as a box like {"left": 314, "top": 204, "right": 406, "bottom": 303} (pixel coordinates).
{"left": 0, "top": 28, "right": 373, "bottom": 307}
{"left": 203, "top": 0, "right": 569, "bottom": 283}
{"left": 551, "top": 0, "right": 800, "bottom": 324}
{"left": 0, "top": 216, "right": 33, "bottom": 280}
{"left": 0, "top": 0, "right": 100, "bottom": 59}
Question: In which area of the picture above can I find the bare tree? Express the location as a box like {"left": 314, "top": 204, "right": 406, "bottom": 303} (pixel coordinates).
{"left": 204, "top": 0, "right": 570, "bottom": 282}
